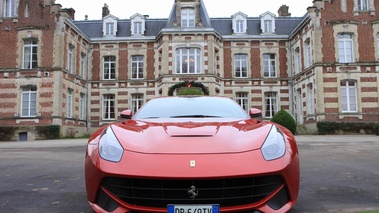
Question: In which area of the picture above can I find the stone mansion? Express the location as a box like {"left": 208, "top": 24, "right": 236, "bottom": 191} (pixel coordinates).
{"left": 0, "top": 0, "right": 378, "bottom": 140}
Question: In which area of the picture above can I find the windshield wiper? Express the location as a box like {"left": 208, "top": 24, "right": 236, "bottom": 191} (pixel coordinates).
{"left": 170, "top": 115, "right": 221, "bottom": 118}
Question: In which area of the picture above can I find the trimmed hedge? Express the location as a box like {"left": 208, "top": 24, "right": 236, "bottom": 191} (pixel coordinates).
{"left": 36, "top": 125, "right": 60, "bottom": 139}
{"left": 372, "top": 123, "right": 379, "bottom": 136}
{"left": 271, "top": 110, "right": 296, "bottom": 135}
{"left": 0, "top": 126, "right": 17, "bottom": 141}
{"left": 317, "top": 122, "right": 377, "bottom": 135}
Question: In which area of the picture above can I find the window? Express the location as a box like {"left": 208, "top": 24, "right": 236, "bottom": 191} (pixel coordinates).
{"left": 260, "top": 12, "right": 276, "bottom": 34}
{"left": 80, "top": 53, "right": 86, "bottom": 78}
{"left": 358, "top": 0, "right": 369, "bottom": 10}
{"left": 236, "top": 92, "right": 249, "bottom": 112}
{"left": 181, "top": 8, "right": 195, "bottom": 28}
{"left": 294, "top": 47, "right": 301, "bottom": 73}
{"left": 305, "top": 38, "right": 312, "bottom": 68}
{"left": 176, "top": 48, "right": 201, "bottom": 74}
{"left": 67, "top": 45, "right": 75, "bottom": 73}
{"left": 264, "top": 92, "right": 278, "bottom": 118}
{"left": 134, "top": 22, "right": 142, "bottom": 35}
{"left": 307, "top": 84, "right": 314, "bottom": 115}
{"left": 234, "top": 54, "right": 248, "bottom": 78}
{"left": 341, "top": 80, "right": 357, "bottom": 112}
{"left": 103, "top": 56, "right": 116, "bottom": 80}
{"left": 3, "top": 0, "right": 16, "bottom": 17}
{"left": 131, "top": 94, "right": 144, "bottom": 114}
{"left": 67, "top": 89, "right": 73, "bottom": 118}
{"left": 263, "top": 53, "right": 276, "bottom": 77}
{"left": 105, "top": 22, "right": 114, "bottom": 35}
{"left": 377, "top": 34, "right": 379, "bottom": 60}
{"left": 102, "top": 94, "right": 115, "bottom": 120}
{"left": 131, "top": 55, "right": 144, "bottom": 79}
{"left": 24, "top": 2, "right": 29, "bottom": 18}
{"left": 22, "top": 39, "right": 38, "bottom": 69}
{"left": 338, "top": 34, "right": 354, "bottom": 63}
{"left": 264, "top": 20, "right": 272, "bottom": 33}
{"left": 235, "top": 20, "right": 244, "bottom": 33}
{"left": 21, "top": 85, "right": 37, "bottom": 117}
{"left": 79, "top": 93, "right": 85, "bottom": 120}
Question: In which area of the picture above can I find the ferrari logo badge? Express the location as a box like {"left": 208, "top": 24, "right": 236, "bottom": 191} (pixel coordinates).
{"left": 190, "top": 160, "right": 196, "bottom": 167}
{"left": 188, "top": 185, "right": 198, "bottom": 199}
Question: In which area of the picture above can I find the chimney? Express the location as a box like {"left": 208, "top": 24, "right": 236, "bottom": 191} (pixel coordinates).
{"left": 102, "top": 3, "right": 110, "bottom": 18}
{"left": 62, "top": 8, "right": 75, "bottom": 20}
{"left": 278, "top": 5, "right": 291, "bottom": 17}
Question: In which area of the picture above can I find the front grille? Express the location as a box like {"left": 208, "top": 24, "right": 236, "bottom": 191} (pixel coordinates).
{"left": 101, "top": 175, "right": 283, "bottom": 208}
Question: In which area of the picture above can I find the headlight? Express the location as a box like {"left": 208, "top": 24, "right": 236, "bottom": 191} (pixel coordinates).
{"left": 261, "top": 125, "right": 286, "bottom": 161}
{"left": 99, "top": 126, "right": 123, "bottom": 162}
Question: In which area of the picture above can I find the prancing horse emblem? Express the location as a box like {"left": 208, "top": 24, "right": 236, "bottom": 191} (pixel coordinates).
{"left": 187, "top": 185, "right": 198, "bottom": 199}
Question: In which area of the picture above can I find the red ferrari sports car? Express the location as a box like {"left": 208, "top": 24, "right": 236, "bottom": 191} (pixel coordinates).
{"left": 85, "top": 96, "right": 299, "bottom": 213}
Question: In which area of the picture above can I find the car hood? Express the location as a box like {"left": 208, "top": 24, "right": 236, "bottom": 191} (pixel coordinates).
{"left": 111, "top": 118, "right": 273, "bottom": 154}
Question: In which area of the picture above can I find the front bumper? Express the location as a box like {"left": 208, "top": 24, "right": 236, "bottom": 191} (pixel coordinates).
{"left": 85, "top": 143, "right": 299, "bottom": 213}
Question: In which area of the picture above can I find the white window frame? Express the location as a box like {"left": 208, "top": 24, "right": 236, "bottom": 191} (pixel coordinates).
{"left": 181, "top": 8, "right": 195, "bottom": 28}
{"left": 305, "top": 38, "right": 312, "bottom": 68}
{"left": 22, "top": 38, "right": 38, "bottom": 69}
{"left": 105, "top": 22, "right": 114, "bottom": 35}
{"left": 134, "top": 22, "right": 142, "bottom": 35}
{"left": 358, "top": 0, "right": 369, "bottom": 10}
{"left": 176, "top": 48, "right": 201, "bottom": 74}
{"left": 263, "top": 53, "right": 276, "bottom": 77}
{"left": 131, "top": 94, "right": 144, "bottom": 114}
{"left": 3, "top": 0, "right": 16, "bottom": 17}
{"left": 338, "top": 34, "right": 354, "bottom": 63}
{"left": 80, "top": 53, "right": 86, "bottom": 78}
{"left": 67, "top": 89, "right": 73, "bottom": 118}
{"left": 131, "top": 55, "right": 144, "bottom": 79}
{"left": 236, "top": 92, "right": 249, "bottom": 112}
{"left": 21, "top": 85, "right": 37, "bottom": 117}
{"left": 67, "top": 45, "right": 75, "bottom": 73}
{"left": 234, "top": 54, "right": 248, "bottom": 78}
{"left": 294, "top": 47, "right": 301, "bottom": 73}
{"left": 79, "top": 93, "right": 85, "bottom": 120}
{"left": 103, "top": 56, "right": 116, "bottom": 80}
{"left": 264, "top": 92, "right": 278, "bottom": 118}
{"left": 307, "top": 84, "right": 314, "bottom": 115}
{"left": 264, "top": 20, "right": 273, "bottom": 33}
{"left": 341, "top": 80, "right": 358, "bottom": 113}
{"left": 24, "top": 2, "right": 29, "bottom": 18}
{"left": 102, "top": 94, "right": 115, "bottom": 120}
{"left": 236, "top": 20, "right": 244, "bottom": 33}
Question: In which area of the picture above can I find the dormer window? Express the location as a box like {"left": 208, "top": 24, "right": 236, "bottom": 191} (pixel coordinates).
{"left": 260, "top": 12, "right": 276, "bottom": 34}
{"left": 131, "top": 13, "right": 146, "bottom": 36}
{"left": 232, "top": 12, "right": 247, "bottom": 34}
{"left": 181, "top": 8, "right": 195, "bottom": 28}
{"left": 105, "top": 22, "right": 114, "bottom": 35}
{"left": 103, "top": 14, "right": 118, "bottom": 37}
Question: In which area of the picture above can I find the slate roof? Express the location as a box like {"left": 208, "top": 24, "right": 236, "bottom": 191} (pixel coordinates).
{"left": 72, "top": 0, "right": 305, "bottom": 40}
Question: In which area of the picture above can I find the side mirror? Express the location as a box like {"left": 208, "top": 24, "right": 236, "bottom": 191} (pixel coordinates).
{"left": 120, "top": 110, "right": 132, "bottom": 119}
{"left": 250, "top": 108, "right": 262, "bottom": 118}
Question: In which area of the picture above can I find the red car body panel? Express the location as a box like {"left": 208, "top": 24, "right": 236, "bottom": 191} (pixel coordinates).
{"left": 85, "top": 97, "right": 300, "bottom": 213}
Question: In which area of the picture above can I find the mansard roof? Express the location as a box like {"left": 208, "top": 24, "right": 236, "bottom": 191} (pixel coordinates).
{"left": 72, "top": 0, "right": 305, "bottom": 40}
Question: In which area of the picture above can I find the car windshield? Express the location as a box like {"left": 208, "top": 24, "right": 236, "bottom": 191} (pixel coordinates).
{"left": 134, "top": 97, "right": 249, "bottom": 119}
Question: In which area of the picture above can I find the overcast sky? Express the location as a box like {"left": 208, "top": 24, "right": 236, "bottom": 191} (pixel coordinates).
{"left": 58, "top": 0, "right": 314, "bottom": 21}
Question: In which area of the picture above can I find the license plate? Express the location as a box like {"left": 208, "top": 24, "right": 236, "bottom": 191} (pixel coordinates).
{"left": 167, "top": 204, "right": 220, "bottom": 213}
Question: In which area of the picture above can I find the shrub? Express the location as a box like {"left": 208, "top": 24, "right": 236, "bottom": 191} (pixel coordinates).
{"left": 271, "top": 110, "right": 296, "bottom": 135}
{"left": 36, "top": 125, "right": 60, "bottom": 139}
{"left": 177, "top": 88, "right": 203, "bottom": 96}
{"left": 0, "top": 126, "right": 17, "bottom": 141}
{"left": 317, "top": 122, "right": 376, "bottom": 135}
{"left": 374, "top": 123, "right": 379, "bottom": 136}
